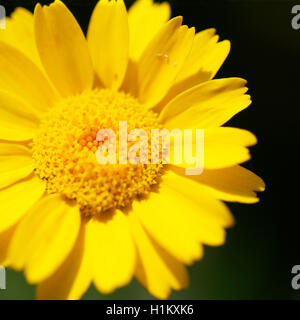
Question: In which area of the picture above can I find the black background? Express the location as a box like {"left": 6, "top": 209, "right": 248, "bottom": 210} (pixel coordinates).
{"left": 1, "top": 0, "right": 300, "bottom": 299}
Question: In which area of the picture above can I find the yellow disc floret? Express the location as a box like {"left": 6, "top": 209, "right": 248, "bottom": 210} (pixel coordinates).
{"left": 32, "top": 89, "right": 162, "bottom": 216}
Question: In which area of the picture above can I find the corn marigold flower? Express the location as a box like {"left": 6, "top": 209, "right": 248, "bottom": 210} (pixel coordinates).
{"left": 0, "top": 0, "right": 265, "bottom": 299}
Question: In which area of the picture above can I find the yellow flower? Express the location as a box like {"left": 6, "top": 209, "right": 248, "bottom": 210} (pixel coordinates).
{"left": 0, "top": 0, "right": 265, "bottom": 300}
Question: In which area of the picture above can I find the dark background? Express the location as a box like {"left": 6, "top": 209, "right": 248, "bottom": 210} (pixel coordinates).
{"left": 0, "top": 0, "right": 299, "bottom": 300}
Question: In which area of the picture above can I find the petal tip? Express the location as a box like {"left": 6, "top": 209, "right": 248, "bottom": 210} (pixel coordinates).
{"left": 34, "top": 3, "right": 42, "bottom": 14}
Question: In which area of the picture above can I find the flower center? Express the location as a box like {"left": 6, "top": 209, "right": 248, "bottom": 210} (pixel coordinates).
{"left": 32, "top": 89, "right": 162, "bottom": 216}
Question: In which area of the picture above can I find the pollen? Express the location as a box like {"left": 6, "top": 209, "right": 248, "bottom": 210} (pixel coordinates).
{"left": 32, "top": 89, "right": 162, "bottom": 216}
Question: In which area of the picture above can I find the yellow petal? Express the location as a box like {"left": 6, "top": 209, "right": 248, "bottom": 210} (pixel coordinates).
{"left": 130, "top": 211, "right": 188, "bottom": 299}
{"left": 168, "top": 127, "right": 257, "bottom": 170}
{"left": 121, "top": 59, "right": 139, "bottom": 97}
{"left": 174, "top": 30, "right": 218, "bottom": 83}
{"left": 162, "top": 170, "right": 234, "bottom": 228}
{"left": 160, "top": 78, "right": 251, "bottom": 128}
{"left": 0, "top": 175, "right": 45, "bottom": 233}
{"left": 134, "top": 180, "right": 227, "bottom": 265}
{"left": 0, "top": 90, "right": 40, "bottom": 141}
{"left": 203, "top": 40, "right": 231, "bottom": 79}
{"left": 88, "top": 0, "right": 129, "bottom": 90}
{"left": 86, "top": 210, "right": 136, "bottom": 294}
{"left": 204, "top": 127, "right": 257, "bottom": 169}
{"left": 171, "top": 165, "right": 265, "bottom": 204}
{"left": 205, "top": 144, "right": 250, "bottom": 169}
{"left": 128, "top": 0, "right": 171, "bottom": 61}
{"left": 138, "top": 17, "right": 195, "bottom": 108}
{"left": 176, "top": 29, "right": 230, "bottom": 84}
{"left": 205, "top": 127, "right": 257, "bottom": 146}
{"left": 0, "top": 225, "right": 17, "bottom": 266}
{"left": 0, "top": 8, "right": 42, "bottom": 69}
{"left": 36, "top": 222, "right": 91, "bottom": 300}
{"left": 156, "top": 39, "right": 230, "bottom": 111}
{"left": 34, "top": 1, "right": 93, "bottom": 96}
{"left": 8, "top": 194, "right": 80, "bottom": 283}
{"left": 0, "top": 42, "right": 56, "bottom": 113}
{"left": 0, "top": 142, "right": 34, "bottom": 189}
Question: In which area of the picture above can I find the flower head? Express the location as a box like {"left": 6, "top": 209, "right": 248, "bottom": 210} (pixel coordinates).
{"left": 0, "top": 0, "right": 265, "bottom": 299}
